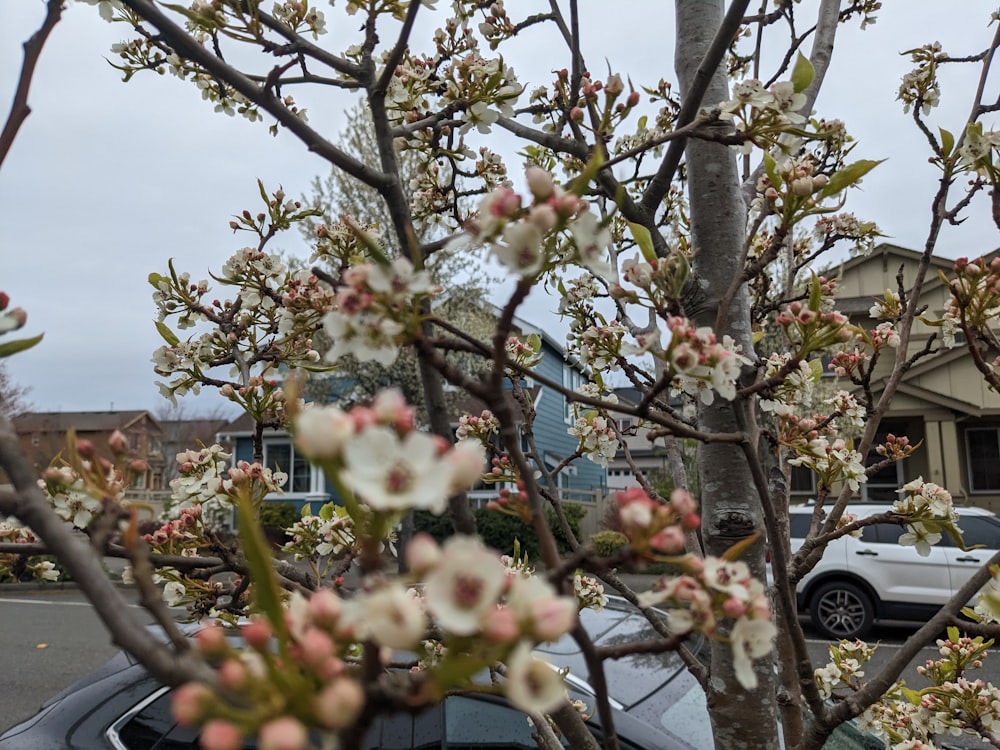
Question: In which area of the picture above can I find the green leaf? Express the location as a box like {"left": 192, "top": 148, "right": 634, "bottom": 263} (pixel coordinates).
{"left": 319, "top": 502, "right": 335, "bottom": 521}
{"left": 148, "top": 272, "right": 168, "bottom": 289}
{"left": 637, "top": 115, "right": 648, "bottom": 130}
{"left": 763, "top": 152, "right": 782, "bottom": 188}
{"left": 300, "top": 503, "right": 312, "bottom": 519}
{"left": 791, "top": 52, "right": 815, "bottom": 93}
{"left": 939, "top": 127, "right": 955, "bottom": 157}
{"left": 235, "top": 494, "right": 290, "bottom": 642}
{"left": 808, "top": 273, "right": 823, "bottom": 311}
{"left": 807, "top": 358, "right": 824, "bottom": 382}
{"left": 819, "top": 159, "right": 884, "bottom": 200}
{"left": 568, "top": 149, "right": 606, "bottom": 197}
{"left": 0, "top": 333, "right": 43, "bottom": 358}
{"left": 947, "top": 625, "right": 960, "bottom": 642}
{"left": 155, "top": 321, "right": 180, "bottom": 347}
{"left": 628, "top": 222, "right": 657, "bottom": 262}
{"left": 721, "top": 531, "right": 761, "bottom": 562}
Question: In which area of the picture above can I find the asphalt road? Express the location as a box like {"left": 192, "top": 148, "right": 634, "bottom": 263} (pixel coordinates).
{"left": 0, "top": 587, "right": 149, "bottom": 733}
{"left": 0, "top": 588, "right": 996, "bottom": 748}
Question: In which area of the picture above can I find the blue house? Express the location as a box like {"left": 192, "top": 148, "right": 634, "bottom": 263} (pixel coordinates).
{"left": 216, "top": 311, "right": 607, "bottom": 515}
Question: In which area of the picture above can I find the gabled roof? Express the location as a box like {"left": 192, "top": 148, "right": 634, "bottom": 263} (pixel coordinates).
{"left": 13, "top": 410, "right": 159, "bottom": 434}
{"left": 834, "top": 242, "right": 1000, "bottom": 313}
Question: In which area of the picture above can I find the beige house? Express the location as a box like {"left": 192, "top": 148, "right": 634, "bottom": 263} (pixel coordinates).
{"left": 835, "top": 243, "right": 1000, "bottom": 512}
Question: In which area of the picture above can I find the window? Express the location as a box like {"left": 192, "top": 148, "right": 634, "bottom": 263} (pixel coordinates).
{"left": 967, "top": 427, "right": 1000, "bottom": 492}
{"left": 863, "top": 426, "right": 906, "bottom": 501}
{"left": 563, "top": 365, "right": 585, "bottom": 423}
{"left": 789, "top": 465, "right": 816, "bottom": 498}
{"left": 113, "top": 686, "right": 201, "bottom": 750}
{"left": 263, "top": 440, "right": 311, "bottom": 493}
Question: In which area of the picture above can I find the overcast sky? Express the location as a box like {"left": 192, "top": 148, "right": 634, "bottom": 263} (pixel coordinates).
{"left": 1, "top": 1, "right": 998, "bottom": 416}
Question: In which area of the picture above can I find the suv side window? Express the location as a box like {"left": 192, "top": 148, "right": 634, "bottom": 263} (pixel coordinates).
{"left": 956, "top": 517, "right": 1000, "bottom": 549}
{"left": 789, "top": 512, "right": 823, "bottom": 539}
{"left": 866, "top": 523, "right": 903, "bottom": 544}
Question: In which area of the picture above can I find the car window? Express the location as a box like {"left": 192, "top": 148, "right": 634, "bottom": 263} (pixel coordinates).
{"left": 592, "top": 612, "right": 688, "bottom": 708}
{"left": 867, "top": 523, "right": 903, "bottom": 544}
{"left": 116, "top": 688, "right": 201, "bottom": 750}
{"left": 789, "top": 513, "right": 816, "bottom": 540}
{"left": 445, "top": 695, "right": 549, "bottom": 748}
{"left": 956, "top": 516, "right": 1000, "bottom": 549}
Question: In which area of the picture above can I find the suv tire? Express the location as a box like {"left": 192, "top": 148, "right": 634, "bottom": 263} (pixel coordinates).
{"left": 809, "top": 581, "right": 875, "bottom": 640}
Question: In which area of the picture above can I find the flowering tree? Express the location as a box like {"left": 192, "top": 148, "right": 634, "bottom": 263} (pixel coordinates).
{"left": 6, "top": 1, "right": 1000, "bottom": 750}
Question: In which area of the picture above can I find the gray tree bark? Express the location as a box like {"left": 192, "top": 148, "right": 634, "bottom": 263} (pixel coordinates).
{"left": 675, "top": 2, "right": 779, "bottom": 747}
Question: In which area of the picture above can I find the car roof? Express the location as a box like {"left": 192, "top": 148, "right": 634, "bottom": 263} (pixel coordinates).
{"left": 788, "top": 502, "right": 997, "bottom": 517}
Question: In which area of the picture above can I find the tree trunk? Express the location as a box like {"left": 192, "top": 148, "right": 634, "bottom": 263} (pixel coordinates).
{"left": 675, "top": 2, "right": 779, "bottom": 747}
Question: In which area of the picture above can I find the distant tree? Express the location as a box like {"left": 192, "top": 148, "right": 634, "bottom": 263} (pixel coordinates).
{"left": 302, "top": 103, "right": 498, "bottom": 418}
{"left": 0, "top": 362, "right": 30, "bottom": 420}
{"left": 153, "top": 400, "right": 235, "bottom": 483}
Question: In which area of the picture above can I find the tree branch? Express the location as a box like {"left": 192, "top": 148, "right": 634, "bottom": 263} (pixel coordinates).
{"left": 0, "top": 0, "right": 63, "bottom": 169}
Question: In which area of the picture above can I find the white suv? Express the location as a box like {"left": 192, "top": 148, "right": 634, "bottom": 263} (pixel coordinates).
{"left": 787, "top": 503, "right": 1000, "bottom": 639}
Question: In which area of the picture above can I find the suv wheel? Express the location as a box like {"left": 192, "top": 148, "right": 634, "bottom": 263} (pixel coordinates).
{"left": 809, "top": 581, "right": 875, "bottom": 640}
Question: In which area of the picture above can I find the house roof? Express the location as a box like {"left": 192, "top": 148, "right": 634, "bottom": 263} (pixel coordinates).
{"left": 13, "top": 410, "right": 159, "bottom": 434}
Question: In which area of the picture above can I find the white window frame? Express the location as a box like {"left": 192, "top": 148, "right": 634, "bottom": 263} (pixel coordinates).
{"left": 263, "top": 439, "right": 313, "bottom": 494}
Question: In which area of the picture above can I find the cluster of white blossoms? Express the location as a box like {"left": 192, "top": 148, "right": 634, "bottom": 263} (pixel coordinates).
{"left": 718, "top": 77, "right": 807, "bottom": 154}
{"left": 455, "top": 409, "right": 500, "bottom": 442}
{"left": 166, "top": 445, "right": 289, "bottom": 530}
{"left": 457, "top": 168, "right": 612, "bottom": 279}
{"left": 897, "top": 42, "right": 943, "bottom": 116}
{"left": 788, "top": 436, "right": 868, "bottom": 491}
{"left": 814, "top": 639, "right": 877, "bottom": 700}
{"left": 293, "top": 389, "right": 484, "bottom": 514}
{"left": 152, "top": 245, "right": 325, "bottom": 407}
{"left": 892, "top": 478, "right": 959, "bottom": 557}
{"left": 322, "top": 257, "right": 438, "bottom": 367}
{"left": 637, "top": 557, "right": 774, "bottom": 690}
{"left": 171, "top": 534, "right": 578, "bottom": 748}
{"left": 859, "top": 634, "right": 1000, "bottom": 749}
{"left": 657, "top": 316, "right": 749, "bottom": 405}
{"left": 0, "top": 519, "right": 58, "bottom": 582}
{"left": 568, "top": 412, "right": 618, "bottom": 466}
{"left": 282, "top": 509, "right": 357, "bottom": 560}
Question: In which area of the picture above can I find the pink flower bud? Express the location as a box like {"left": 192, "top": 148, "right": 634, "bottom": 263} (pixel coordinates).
{"left": 258, "top": 717, "right": 308, "bottom": 750}
{"left": 314, "top": 677, "right": 365, "bottom": 729}
{"left": 525, "top": 166, "right": 555, "bottom": 201}
{"left": 482, "top": 606, "right": 520, "bottom": 643}
{"left": 530, "top": 597, "right": 577, "bottom": 641}
{"left": 196, "top": 624, "right": 228, "bottom": 656}
{"left": 75, "top": 439, "right": 95, "bottom": 459}
{"left": 722, "top": 597, "right": 746, "bottom": 618}
{"left": 240, "top": 618, "right": 272, "bottom": 650}
{"left": 405, "top": 533, "right": 442, "bottom": 576}
{"left": 171, "top": 682, "right": 213, "bottom": 726}
{"left": 200, "top": 720, "right": 243, "bottom": 750}
{"left": 108, "top": 430, "right": 129, "bottom": 455}
{"left": 307, "top": 589, "right": 343, "bottom": 627}
{"left": 217, "top": 659, "right": 248, "bottom": 690}
{"left": 295, "top": 627, "right": 335, "bottom": 670}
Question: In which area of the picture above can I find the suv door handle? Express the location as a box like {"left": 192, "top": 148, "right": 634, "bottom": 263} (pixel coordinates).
{"left": 955, "top": 556, "right": 981, "bottom": 562}
{"left": 855, "top": 549, "right": 878, "bottom": 556}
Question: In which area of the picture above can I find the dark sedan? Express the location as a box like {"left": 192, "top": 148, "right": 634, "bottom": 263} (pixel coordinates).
{"left": 0, "top": 598, "right": 883, "bottom": 749}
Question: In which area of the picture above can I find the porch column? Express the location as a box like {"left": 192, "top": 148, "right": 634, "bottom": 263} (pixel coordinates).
{"left": 938, "top": 419, "right": 963, "bottom": 494}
